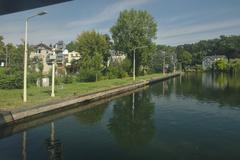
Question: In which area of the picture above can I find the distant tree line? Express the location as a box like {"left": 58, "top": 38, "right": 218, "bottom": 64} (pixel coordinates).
{"left": 150, "top": 35, "right": 240, "bottom": 72}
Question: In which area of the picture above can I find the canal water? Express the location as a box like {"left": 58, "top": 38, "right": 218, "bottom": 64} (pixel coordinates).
{"left": 0, "top": 73, "right": 240, "bottom": 160}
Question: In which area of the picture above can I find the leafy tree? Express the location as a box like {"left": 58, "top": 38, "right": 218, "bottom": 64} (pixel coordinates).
{"left": 76, "top": 31, "right": 109, "bottom": 71}
{"left": 151, "top": 45, "right": 177, "bottom": 73}
{"left": 66, "top": 41, "right": 77, "bottom": 52}
{"left": 111, "top": 9, "right": 157, "bottom": 75}
{"left": 107, "top": 59, "right": 130, "bottom": 79}
{"left": 74, "top": 31, "right": 110, "bottom": 81}
{"left": 177, "top": 50, "right": 192, "bottom": 70}
{"left": 214, "top": 59, "right": 228, "bottom": 72}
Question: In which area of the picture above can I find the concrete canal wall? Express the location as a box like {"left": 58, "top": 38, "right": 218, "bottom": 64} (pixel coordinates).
{"left": 0, "top": 73, "right": 181, "bottom": 127}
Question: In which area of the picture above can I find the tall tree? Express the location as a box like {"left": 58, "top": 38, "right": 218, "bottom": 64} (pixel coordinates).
{"left": 111, "top": 9, "right": 157, "bottom": 75}
{"left": 75, "top": 30, "right": 109, "bottom": 72}
{"left": 66, "top": 41, "right": 77, "bottom": 52}
{"left": 177, "top": 50, "right": 192, "bottom": 70}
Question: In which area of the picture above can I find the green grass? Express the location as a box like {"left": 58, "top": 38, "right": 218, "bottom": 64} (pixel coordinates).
{"left": 0, "top": 73, "right": 164, "bottom": 110}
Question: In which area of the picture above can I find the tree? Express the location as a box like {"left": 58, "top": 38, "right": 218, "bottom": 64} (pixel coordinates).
{"left": 111, "top": 9, "right": 157, "bottom": 75}
{"left": 177, "top": 50, "right": 192, "bottom": 70}
{"left": 75, "top": 31, "right": 110, "bottom": 81}
{"left": 76, "top": 31, "right": 109, "bottom": 70}
{"left": 66, "top": 41, "right": 77, "bottom": 52}
{"left": 214, "top": 59, "right": 228, "bottom": 72}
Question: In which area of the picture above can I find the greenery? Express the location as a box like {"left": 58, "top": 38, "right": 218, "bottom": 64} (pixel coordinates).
{"left": 1, "top": 7, "right": 240, "bottom": 109}
{"left": 177, "top": 50, "right": 192, "bottom": 70}
{"left": 214, "top": 59, "right": 228, "bottom": 72}
{"left": 107, "top": 59, "right": 130, "bottom": 79}
{"left": 0, "top": 73, "right": 165, "bottom": 109}
{"left": 111, "top": 9, "right": 157, "bottom": 75}
{"left": 176, "top": 35, "right": 240, "bottom": 67}
{"left": 150, "top": 45, "right": 177, "bottom": 73}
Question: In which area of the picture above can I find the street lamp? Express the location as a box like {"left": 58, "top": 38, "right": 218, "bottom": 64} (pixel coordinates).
{"left": 132, "top": 46, "right": 148, "bottom": 81}
{"left": 50, "top": 49, "right": 56, "bottom": 97}
{"left": 23, "top": 11, "right": 47, "bottom": 102}
{"left": 162, "top": 51, "right": 166, "bottom": 75}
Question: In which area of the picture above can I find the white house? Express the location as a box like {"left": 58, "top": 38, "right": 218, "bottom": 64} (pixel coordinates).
{"left": 66, "top": 51, "right": 81, "bottom": 66}
{"left": 107, "top": 50, "right": 126, "bottom": 67}
{"left": 30, "top": 43, "right": 53, "bottom": 75}
{"left": 202, "top": 55, "right": 227, "bottom": 71}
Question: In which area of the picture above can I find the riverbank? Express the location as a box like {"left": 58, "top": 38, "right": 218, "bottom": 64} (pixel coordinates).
{"left": 0, "top": 73, "right": 177, "bottom": 110}
{"left": 0, "top": 73, "right": 180, "bottom": 126}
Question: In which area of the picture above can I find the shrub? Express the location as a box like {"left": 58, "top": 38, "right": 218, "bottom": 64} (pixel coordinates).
{"left": 0, "top": 71, "right": 23, "bottom": 89}
{"left": 28, "top": 72, "right": 41, "bottom": 85}
{"left": 63, "top": 75, "right": 74, "bottom": 84}
{"left": 214, "top": 59, "right": 228, "bottom": 72}
{"left": 107, "top": 59, "right": 130, "bottom": 79}
{"left": 78, "top": 69, "right": 102, "bottom": 82}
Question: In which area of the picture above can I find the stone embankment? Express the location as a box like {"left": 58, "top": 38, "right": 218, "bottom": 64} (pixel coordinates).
{"left": 0, "top": 73, "right": 181, "bottom": 127}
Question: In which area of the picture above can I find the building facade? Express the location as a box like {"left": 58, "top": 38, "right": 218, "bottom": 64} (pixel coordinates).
{"left": 202, "top": 55, "right": 227, "bottom": 71}
{"left": 30, "top": 43, "right": 53, "bottom": 75}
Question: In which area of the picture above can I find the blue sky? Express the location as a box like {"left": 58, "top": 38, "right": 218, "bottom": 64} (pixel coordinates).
{"left": 0, "top": 0, "right": 240, "bottom": 46}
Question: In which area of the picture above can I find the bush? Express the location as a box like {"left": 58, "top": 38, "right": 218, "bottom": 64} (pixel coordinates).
{"left": 229, "top": 59, "right": 240, "bottom": 75}
{"left": 214, "top": 59, "right": 228, "bottom": 72}
{"left": 0, "top": 71, "right": 23, "bottom": 89}
{"left": 63, "top": 75, "right": 74, "bottom": 84}
{"left": 28, "top": 72, "right": 41, "bottom": 85}
{"left": 107, "top": 59, "right": 130, "bottom": 79}
{"left": 78, "top": 69, "right": 102, "bottom": 82}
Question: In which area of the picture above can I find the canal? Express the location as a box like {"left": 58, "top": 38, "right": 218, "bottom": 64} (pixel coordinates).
{"left": 0, "top": 73, "right": 240, "bottom": 160}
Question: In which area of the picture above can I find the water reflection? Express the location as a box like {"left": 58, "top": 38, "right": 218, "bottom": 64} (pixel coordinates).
{"left": 176, "top": 73, "right": 240, "bottom": 107}
{"left": 75, "top": 104, "right": 107, "bottom": 125}
{"left": 22, "top": 132, "right": 27, "bottom": 160}
{"left": 108, "top": 91, "right": 155, "bottom": 149}
{"left": 46, "top": 122, "right": 63, "bottom": 160}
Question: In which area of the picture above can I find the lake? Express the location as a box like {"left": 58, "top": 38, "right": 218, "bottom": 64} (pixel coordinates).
{"left": 0, "top": 73, "right": 240, "bottom": 160}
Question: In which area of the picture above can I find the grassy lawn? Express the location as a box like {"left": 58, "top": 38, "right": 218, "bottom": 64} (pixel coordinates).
{"left": 0, "top": 73, "right": 164, "bottom": 110}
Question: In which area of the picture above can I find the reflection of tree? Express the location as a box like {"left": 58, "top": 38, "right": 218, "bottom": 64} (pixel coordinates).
{"left": 150, "top": 80, "right": 173, "bottom": 97}
{"left": 176, "top": 73, "right": 240, "bottom": 107}
{"left": 75, "top": 104, "right": 107, "bottom": 125}
{"left": 108, "top": 91, "right": 155, "bottom": 149}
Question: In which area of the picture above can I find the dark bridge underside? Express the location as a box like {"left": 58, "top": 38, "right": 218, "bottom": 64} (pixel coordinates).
{"left": 0, "top": 0, "right": 72, "bottom": 15}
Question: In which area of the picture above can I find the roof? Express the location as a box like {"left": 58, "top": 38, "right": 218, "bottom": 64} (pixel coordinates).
{"left": 203, "top": 55, "right": 227, "bottom": 61}
{"left": 33, "top": 43, "right": 52, "bottom": 51}
{"left": 0, "top": 0, "right": 72, "bottom": 15}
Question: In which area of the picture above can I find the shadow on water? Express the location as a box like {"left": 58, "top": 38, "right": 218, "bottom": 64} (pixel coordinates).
{"left": 75, "top": 104, "right": 108, "bottom": 125}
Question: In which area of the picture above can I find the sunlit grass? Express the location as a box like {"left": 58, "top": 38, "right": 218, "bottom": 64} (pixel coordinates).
{"left": 0, "top": 73, "right": 164, "bottom": 110}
